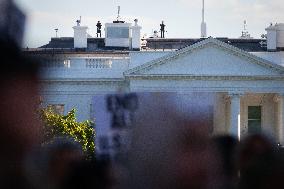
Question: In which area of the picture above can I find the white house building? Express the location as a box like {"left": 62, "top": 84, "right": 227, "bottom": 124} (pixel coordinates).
{"left": 24, "top": 18, "right": 284, "bottom": 144}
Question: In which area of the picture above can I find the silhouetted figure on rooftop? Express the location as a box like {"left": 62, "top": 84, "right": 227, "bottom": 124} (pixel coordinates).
{"left": 96, "top": 21, "right": 102, "bottom": 38}
{"left": 160, "top": 21, "right": 166, "bottom": 38}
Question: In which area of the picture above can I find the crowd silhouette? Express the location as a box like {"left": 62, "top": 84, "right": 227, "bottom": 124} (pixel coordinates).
{"left": 0, "top": 22, "right": 284, "bottom": 189}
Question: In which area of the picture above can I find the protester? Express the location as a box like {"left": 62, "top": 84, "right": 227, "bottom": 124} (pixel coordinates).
{"left": 237, "top": 134, "right": 284, "bottom": 189}
{"left": 0, "top": 38, "right": 42, "bottom": 188}
{"left": 127, "top": 94, "right": 223, "bottom": 189}
{"left": 62, "top": 159, "right": 114, "bottom": 189}
{"left": 213, "top": 135, "right": 238, "bottom": 189}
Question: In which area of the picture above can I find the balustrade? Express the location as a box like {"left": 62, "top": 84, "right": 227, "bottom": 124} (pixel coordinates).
{"left": 85, "top": 59, "right": 112, "bottom": 69}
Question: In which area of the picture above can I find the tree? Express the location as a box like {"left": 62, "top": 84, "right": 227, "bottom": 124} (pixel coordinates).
{"left": 40, "top": 107, "right": 95, "bottom": 159}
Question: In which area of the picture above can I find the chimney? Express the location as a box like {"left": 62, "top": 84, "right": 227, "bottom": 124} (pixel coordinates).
{"left": 73, "top": 17, "right": 88, "bottom": 49}
{"left": 266, "top": 23, "right": 284, "bottom": 51}
{"left": 131, "top": 19, "right": 142, "bottom": 51}
{"left": 276, "top": 23, "right": 284, "bottom": 50}
{"left": 266, "top": 23, "right": 277, "bottom": 51}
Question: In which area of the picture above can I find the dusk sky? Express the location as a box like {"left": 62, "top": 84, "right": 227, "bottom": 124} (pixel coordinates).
{"left": 14, "top": 0, "right": 284, "bottom": 48}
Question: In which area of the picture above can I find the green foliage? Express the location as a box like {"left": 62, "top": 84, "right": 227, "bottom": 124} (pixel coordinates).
{"left": 40, "top": 107, "right": 95, "bottom": 158}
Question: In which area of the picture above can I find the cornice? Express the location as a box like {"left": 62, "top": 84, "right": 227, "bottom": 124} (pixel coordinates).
{"left": 124, "top": 74, "right": 284, "bottom": 81}
{"left": 40, "top": 78, "right": 126, "bottom": 84}
{"left": 40, "top": 74, "right": 284, "bottom": 83}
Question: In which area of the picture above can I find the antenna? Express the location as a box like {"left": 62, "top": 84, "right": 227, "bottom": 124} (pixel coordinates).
{"left": 76, "top": 16, "right": 81, "bottom": 26}
{"left": 113, "top": 5, "right": 125, "bottom": 23}
{"left": 117, "top": 6, "right": 121, "bottom": 21}
{"left": 55, "top": 28, "right": 58, "bottom": 38}
{"left": 240, "top": 20, "right": 252, "bottom": 39}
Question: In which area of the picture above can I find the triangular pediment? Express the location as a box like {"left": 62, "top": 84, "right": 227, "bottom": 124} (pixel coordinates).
{"left": 124, "top": 38, "right": 284, "bottom": 78}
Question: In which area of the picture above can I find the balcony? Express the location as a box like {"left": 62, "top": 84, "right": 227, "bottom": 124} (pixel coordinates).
{"left": 40, "top": 57, "right": 130, "bottom": 80}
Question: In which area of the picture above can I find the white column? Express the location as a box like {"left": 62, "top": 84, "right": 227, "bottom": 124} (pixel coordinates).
{"left": 275, "top": 94, "right": 284, "bottom": 145}
{"left": 229, "top": 93, "right": 242, "bottom": 140}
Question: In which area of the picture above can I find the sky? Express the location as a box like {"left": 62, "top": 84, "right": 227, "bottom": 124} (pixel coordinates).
{"left": 14, "top": 0, "right": 284, "bottom": 48}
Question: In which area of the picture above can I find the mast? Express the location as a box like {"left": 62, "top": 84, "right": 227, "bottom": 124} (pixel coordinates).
{"left": 201, "top": 0, "right": 207, "bottom": 38}
{"left": 202, "top": 0, "right": 204, "bottom": 23}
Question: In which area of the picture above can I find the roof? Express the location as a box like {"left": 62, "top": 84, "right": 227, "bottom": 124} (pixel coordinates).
{"left": 145, "top": 38, "right": 267, "bottom": 52}
{"left": 38, "top": 37, "right": 267, "bottom": 52}
{"left": 40, "top": 37, "right": 105, "bottom": 50}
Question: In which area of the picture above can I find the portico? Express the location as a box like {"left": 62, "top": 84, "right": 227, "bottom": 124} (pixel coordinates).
{"left": 125, "top": 38, "right": 284, "bottom": 143}
{"left": 216, "top": 92, "right": 284, "bottom": 143}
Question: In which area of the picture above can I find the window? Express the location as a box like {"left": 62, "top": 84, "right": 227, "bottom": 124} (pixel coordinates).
{"left": 48, "top": 104, "right": 65, "bottom": 115}
{"left": 107, "top": 27, "right": 129, "bottom": 38}
{"left": 63, "top": 59, "right": 71, "bottom": 68}
{"left": 44, "top": 59, "right": 70, "bottom": 68}
{"left": 248, "top": 106, "right": 262, "bottom": 134}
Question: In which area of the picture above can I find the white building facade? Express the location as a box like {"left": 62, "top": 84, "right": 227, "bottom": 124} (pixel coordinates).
{"left": 36, "top": 37, "right": 284, "bottom": 144}
{"left": 22, "top": 17, "right": 284, "bottom": 144}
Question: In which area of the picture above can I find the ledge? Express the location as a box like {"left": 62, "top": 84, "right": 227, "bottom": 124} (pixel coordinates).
{"left": 124, "top": 74, "right": 284, "bottom": 81}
